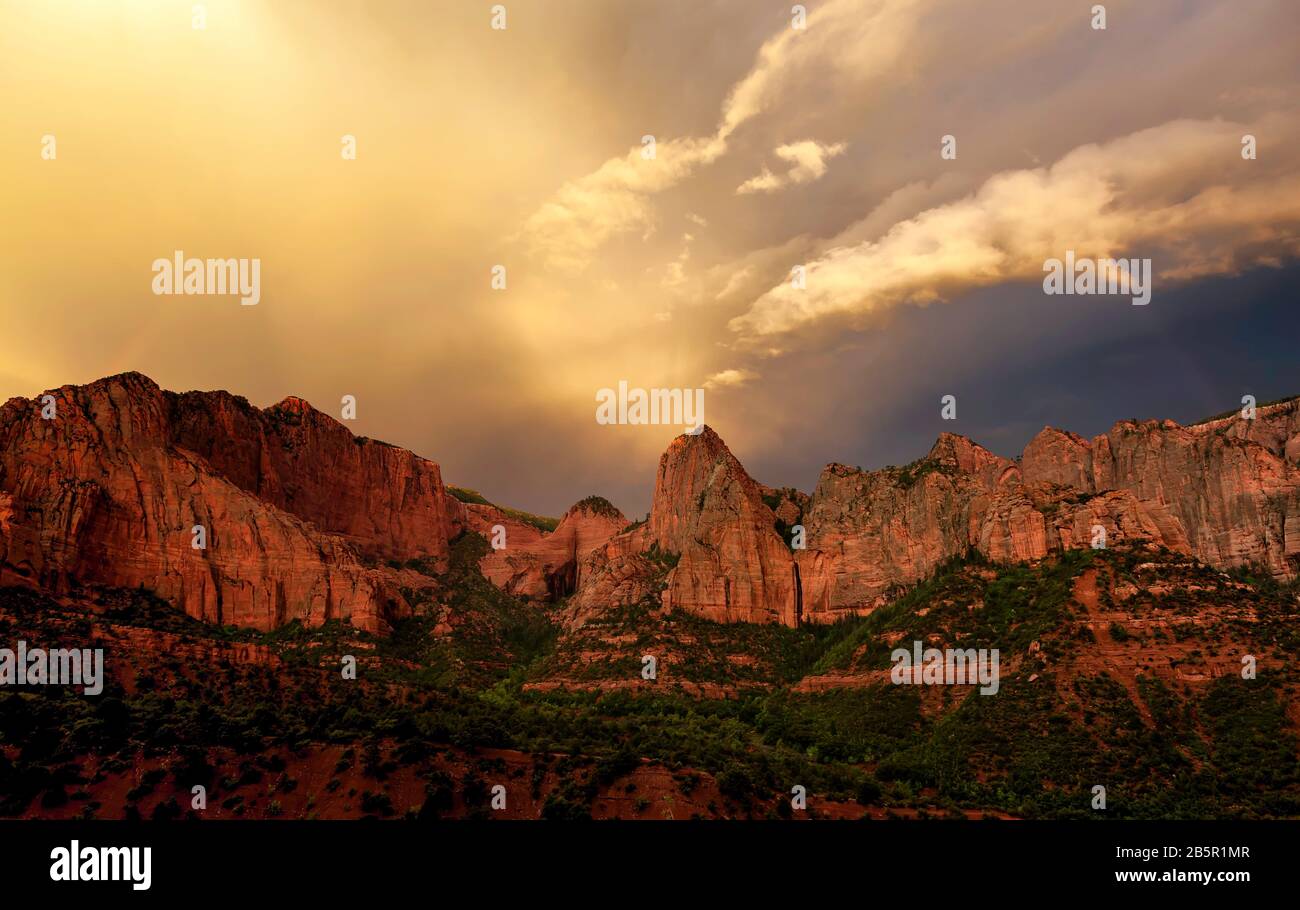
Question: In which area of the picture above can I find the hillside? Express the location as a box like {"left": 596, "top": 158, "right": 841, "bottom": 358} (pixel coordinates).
{"left": 3, "top": 541, "right": 1296, "bottom": 819}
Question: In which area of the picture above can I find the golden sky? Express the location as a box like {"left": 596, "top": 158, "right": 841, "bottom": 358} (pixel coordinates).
{"left": 2, "top": 0, "right": 1298, "bottom": 515}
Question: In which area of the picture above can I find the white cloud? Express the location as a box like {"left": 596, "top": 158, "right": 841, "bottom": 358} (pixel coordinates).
{"left": 704, "top": 368, "right": 760, "bottom": 390}
{"left": 730, "top": 116, "right": 1300, "bottom": 339}
{"left": 737, "top": 140, "right": 847, "bottom": 194}
{"left": 719, "top": 0, "right": 925, "bottom": 137}
{"left": 662, "top": 233, "right": 694, "bottom": 290}
{"left": 736, "top": 169, "right": 782, "bottom": 195}
{"left": 519, "top": 0, "right": 928, "bottom": 271}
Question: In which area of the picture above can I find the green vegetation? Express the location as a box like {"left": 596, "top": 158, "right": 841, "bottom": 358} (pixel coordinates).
{"left": 376, "top": 533, "right": 558, "bottom": 687}
{"left": 447, "top": 486, "right": 492, "bottom": 506}
{"left": 571, "top": 495, "right": 623, "bottom": 520}
{"left": 761, "top": 487, "right": 806, "bottom": 540}
{"left": 2, "top": 539, "right": 1298, "bottom": 820}
{"left": 892, "top": 456, "right": 954, "bottom": 490}
{"left": 497, "top": 508, "right": 560, "bottom": 533}
{"left": 447, "top": 486, "right": 560, "bottom": 532}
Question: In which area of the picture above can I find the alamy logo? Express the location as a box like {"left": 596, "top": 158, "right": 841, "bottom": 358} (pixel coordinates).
{"left": 1042, "top": 251, "right": 1151, "bottom": 305}
{"left": 891, "top": 641, "right": 1000, "bottom": 695}
{"left": 151, "top": 250, "right": 261, "bottom": 306}
{"left": 596, "top": 381, "right": 704, "bottom": 433}
{"left": 0, "top": 641, "right": 103, "bottom": 695}
{"left": 50, "top": 841, "right": 151, "bottom": 891}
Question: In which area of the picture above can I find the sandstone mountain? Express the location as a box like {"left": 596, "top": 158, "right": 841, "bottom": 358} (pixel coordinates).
{"left": 0, "top": 373, "right": 644, "bottom": 634}
{"left": 567, "top": 399, "right": 1300, "bottom": 629}
{"left": 463, "top": 495, "right": 629, "bottom": 600}
{"left": 566, "top": 426, "right": 799, "bottom": 629}
{"left": 0, "top": 373, "right": 455, "bottom": 632}
{"left": 3, "top": 373, "right": 1297, "bottom": 638}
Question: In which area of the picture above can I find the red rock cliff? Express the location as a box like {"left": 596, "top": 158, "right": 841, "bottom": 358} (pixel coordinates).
{"left": 467, "top": 497, "right": 628, "bottom": 599}
{"left": 800, "top": 402, "right": 1299, "bottom": 620}
{"left": 167, "top": 388, "right": 456, "bottom": 565}
{"left": 570, "top": 427, "right": 799, "bottom": 627}
{"left": 570, "top": 400, "right": 1300, "bottom": 628}
{"left": 0, "top": 373, "right": 460, "bottom": 632}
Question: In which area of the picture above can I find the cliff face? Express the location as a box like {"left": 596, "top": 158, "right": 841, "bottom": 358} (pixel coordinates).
{"left": 568, "top": 427, "right": 798, "bottom": 628}
{"left": 0, "top": 373, "right": 457, "bottom": 632}
{"left": 466, "top": 497, "right": 628, "bottom": 600}
{"left": 167, "top": 388, "right": 457, "bottom": 565}
{"left": 650, "top": 428, "right": 799, "bottom": 625}
{"left": 1076, "top": 411, "right": 1300, "bottom": 576}
{"left": 4, "top": 372, "right": 1297, "bottom": 636}
{"left": 795, "top": 435, "right": 1023, "bottom": 622}
{"left": 800, "top": 402, "right": 1300, "bottom": 621}
{"left": 570, "top": 400, "right": 1300, "bottom": 629}
{"left": 0, "top": 372, "right": 628, "bottom": 634}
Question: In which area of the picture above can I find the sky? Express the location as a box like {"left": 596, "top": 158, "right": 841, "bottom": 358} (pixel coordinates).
{"left": 1, "top": 0, "right": 1298, "bottom": 518}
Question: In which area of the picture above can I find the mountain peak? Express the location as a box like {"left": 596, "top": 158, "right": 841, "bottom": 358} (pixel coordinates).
{"left": 272, "top": 395, "right": 315, "bottom": 412}
{"left": 564, "top": 495, "right": 625, "bottom": 522}
{"left": 926, "top": 431, "right": 1004, "bottom": 474}
{"left": 666, "top": 423, "right": 726, "bottom": 454}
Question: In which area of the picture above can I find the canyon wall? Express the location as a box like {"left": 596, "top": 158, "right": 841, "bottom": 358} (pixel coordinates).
{"left": 572, "top": 400, "right": 1300, "bottom": 628}
{"left": 0, "top": 373, "right": 459, "bottom": 632}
